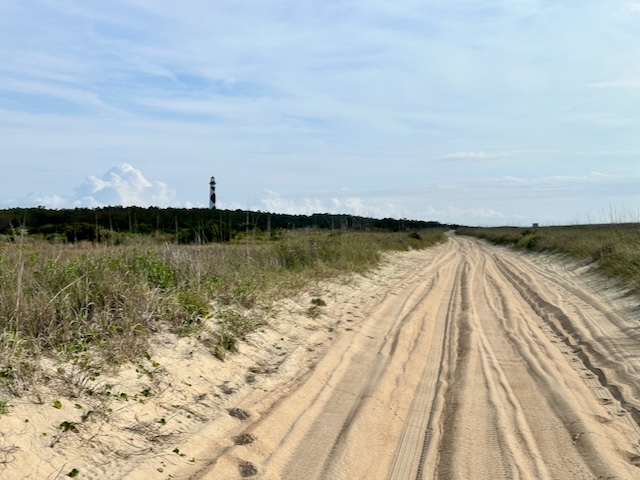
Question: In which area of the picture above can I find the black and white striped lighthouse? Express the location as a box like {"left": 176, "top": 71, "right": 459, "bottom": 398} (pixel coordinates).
{"left": 209, "top": 176, "right": 216, "bottom": 210}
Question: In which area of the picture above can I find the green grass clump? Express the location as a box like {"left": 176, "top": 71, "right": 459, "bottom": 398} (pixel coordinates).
{"left": 458, "top": 224, "right": 640, "bottom": 293}
{"left": 0, "top": 228, "right": 446, "bottom": 395}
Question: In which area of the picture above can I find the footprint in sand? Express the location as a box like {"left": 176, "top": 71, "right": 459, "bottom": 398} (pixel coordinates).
{"left": 228, "top": 408, "right": 251, "bottom": 420}
{"left": 234, "top": 433, "right": 257, "bottom": 445}
{"left": 239, "top": 459, "right": 258, "bottom": 477}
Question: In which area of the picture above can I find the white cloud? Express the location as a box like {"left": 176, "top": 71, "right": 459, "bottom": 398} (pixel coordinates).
{"left": 74, "top": 163, "right": 176, "bottom": 207}
{"left": 468, "top": 207, "right": 508, "bottom": 219}
{"left": 422, "top": 205, "right": 514, "bottom": 225}
{"left": 3, "top": 164, "right": 177, "bottom": 209}
{"left": 258, "top": 189, "right": 399, "bottom": 218}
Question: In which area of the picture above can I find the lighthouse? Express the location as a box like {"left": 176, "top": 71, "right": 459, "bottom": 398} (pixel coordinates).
{"left": 209, "top": 176, "right": 216, "bottom": 210}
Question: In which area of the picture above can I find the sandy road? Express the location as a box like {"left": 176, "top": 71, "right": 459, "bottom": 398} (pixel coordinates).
{"left": 188, "top": 234, "right": 640, "bottom": 479}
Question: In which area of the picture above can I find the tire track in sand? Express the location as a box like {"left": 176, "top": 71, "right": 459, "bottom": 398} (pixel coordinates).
{"left": 187, "top": 234, "right": 640, "bottom": 479}
{"left": 430, "top": 237, "right": 640, "bottom": 479}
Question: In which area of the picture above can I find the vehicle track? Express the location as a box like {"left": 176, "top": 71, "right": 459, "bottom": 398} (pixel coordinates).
{"left": 189, "top": 234, "right": 640, "bottom": 479}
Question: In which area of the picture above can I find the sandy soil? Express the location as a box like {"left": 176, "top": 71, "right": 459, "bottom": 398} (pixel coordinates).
{"left": 3, "top": 233, "right": 640, "bottom": 479}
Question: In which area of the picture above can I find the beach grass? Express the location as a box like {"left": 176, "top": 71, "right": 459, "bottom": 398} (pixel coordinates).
{"left": 457, "top": 224, "right": 640, "bottom": 292}
{"left": 0, "top": 228, "right": 446, "bottom": 395}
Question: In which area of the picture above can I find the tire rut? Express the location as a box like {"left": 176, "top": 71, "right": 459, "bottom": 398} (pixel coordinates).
{"left": 183, "top": 235, "right": 640, "bottom": 480}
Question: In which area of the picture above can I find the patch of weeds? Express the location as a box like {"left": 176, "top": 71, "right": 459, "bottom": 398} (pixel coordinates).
{"left": 52, "top": 400, "right": 62, "bottom": 409}
{"left": 0, "top": 364, "right": 15, "bottom": 382}
{"left": 80, "top": 410, "right": 93, "bottom": 422}
{"left": 172, "top": 447, "right": 186, "bottom": 457}
{"left": 140, "top": 387, "right": 153, "bottom": 398}
{"left": 0, "top": 399, "right": 10, "bottom": 415}
{"left": 307, "top": 297, "right": 326, "bottom": 319}
{"left": 516, "top": 231, "right": 540, "bottom": 250}
{"left": 176, "top": 290, "right": 208, "bottom": 332}
{"left": 134, "top": 249, "right": 176, "bottom": 289}
{"left": 58, "top": 421, "right": 78, "bottom": 433}
{"left": 231, "top": 282, "right": 258, "bottom": 309}
{"left": 211, "top": 330, "right": 239, "bottom": 361}
{"left": 218, "top": 310, "right": 262, "bottom": 339}
{"left": 66, "top": 469, "right": 80, "bottom": 478}
{"left": 136, "top": 353, "right": 163, "bottom": 379}
{"left": 142, "top": 351, "right": 161, "bottom": 368}
{"left": 50, "top": 421, "right": 79, "bottom": 447}
{"left": 311, "top": 297, "right": 326, "bottom": 307}
{"left": 58, "top": 354, "right": 104, "bottom": 397}
{"left": 0, "top": 358, "right": 37, "bottom": 397}
{"left": 592, "top": 242, "right": 616, "bottom": 260}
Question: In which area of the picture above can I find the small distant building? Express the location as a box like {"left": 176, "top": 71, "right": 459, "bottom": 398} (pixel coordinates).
{"left": 532, "top": 223, "right": 539, "bottom": 228}
{"left": 209, "top": 177, "right": 216, "bottom": 210}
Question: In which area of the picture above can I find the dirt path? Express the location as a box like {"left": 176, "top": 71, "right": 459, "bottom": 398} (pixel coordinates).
{"left": 6, "top": 234, "right": 640, "bottom": 479}
{"left": 171, "top": 233, "right": 640, "bottom": 480}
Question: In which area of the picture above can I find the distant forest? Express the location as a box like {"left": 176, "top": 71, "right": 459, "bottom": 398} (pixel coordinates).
{"left": 0, "top": 207, "right": 450, "bottom": 244}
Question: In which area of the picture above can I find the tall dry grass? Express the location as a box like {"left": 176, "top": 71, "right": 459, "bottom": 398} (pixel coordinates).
{"left": 0, "top": 229, "right": 446, "bottom": 395}
{"left": 457, "top": 224, "right": 640, "bottom": 292}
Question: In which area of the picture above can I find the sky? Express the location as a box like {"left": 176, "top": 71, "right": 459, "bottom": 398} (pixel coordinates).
{"left": 2, "top": 1, "right": 640, "bottom": 226}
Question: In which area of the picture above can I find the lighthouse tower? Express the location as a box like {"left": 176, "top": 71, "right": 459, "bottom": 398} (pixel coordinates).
{"left": 209, "top": 176, "right": 216, "bottom": 210}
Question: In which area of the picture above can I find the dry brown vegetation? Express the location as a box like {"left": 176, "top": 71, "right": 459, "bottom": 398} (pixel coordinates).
{"left": 457, "top": 223, "right": 640, "bottom": 293}
{"left": 0, "top": 229, "right": 446, "bottom": 401}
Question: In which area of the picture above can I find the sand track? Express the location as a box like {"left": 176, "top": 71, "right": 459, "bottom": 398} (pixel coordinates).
{"left": 170, "top": 235, "right": 640, "bottom": 479}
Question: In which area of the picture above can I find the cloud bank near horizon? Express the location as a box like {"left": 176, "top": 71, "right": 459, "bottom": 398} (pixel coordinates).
{"left": 4, "top": 164, "right": 640, "bottom": 227}
{"left": 4, "top": 164, "right": 177, "bottom": 209}
{"left": 2, "top": 163, "right": 517, "bottom": 224}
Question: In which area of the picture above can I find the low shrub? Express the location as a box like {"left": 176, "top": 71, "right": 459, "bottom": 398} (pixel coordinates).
{"left": 0, "top": 229, "right": 447, "bottom": 394}
{"left": 458, "top": 224, "right": 640, "bottom": 293}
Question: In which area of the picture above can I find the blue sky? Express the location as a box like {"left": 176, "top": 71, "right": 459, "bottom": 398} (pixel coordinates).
{"left": 2, "top": 0, "right": 640, "bottom": 225}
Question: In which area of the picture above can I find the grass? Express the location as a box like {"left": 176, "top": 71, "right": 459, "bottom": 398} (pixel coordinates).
{"left": 457, "top": 223, "right": 640, "bottom": 293}
{"left": 0, "top": 228, "right": 446, "bottom": 396}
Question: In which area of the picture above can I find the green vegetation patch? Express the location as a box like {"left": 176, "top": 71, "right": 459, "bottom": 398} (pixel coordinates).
{"left": 458, "top": 224, "right": 640, "bottom": 293}
{"left": 0, "top": 227, "right": 446, "bottom": 396}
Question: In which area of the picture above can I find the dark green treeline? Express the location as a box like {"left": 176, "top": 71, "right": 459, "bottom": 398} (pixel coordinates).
{"left": 0, "top": 206, "right": 450, "bottom": 243}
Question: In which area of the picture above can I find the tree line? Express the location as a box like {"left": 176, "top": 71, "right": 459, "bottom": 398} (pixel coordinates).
{"left": 0, "top": 206, "right": 450, "bottom": 244}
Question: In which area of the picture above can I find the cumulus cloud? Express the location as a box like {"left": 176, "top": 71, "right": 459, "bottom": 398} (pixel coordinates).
{"left": 422, "top": 205, "right": 514, "bottom": 225}
{"left": 4, "top": 164, "right": 177, "bottom": 208}
{"left": 258, "top": 190, "right": 399, "bottom": 218}
{"left": 74, "top": 163, "right": 176, "bottom": 207}
{"left": 254, "top": 185, "right": 544, "bottom": 226}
